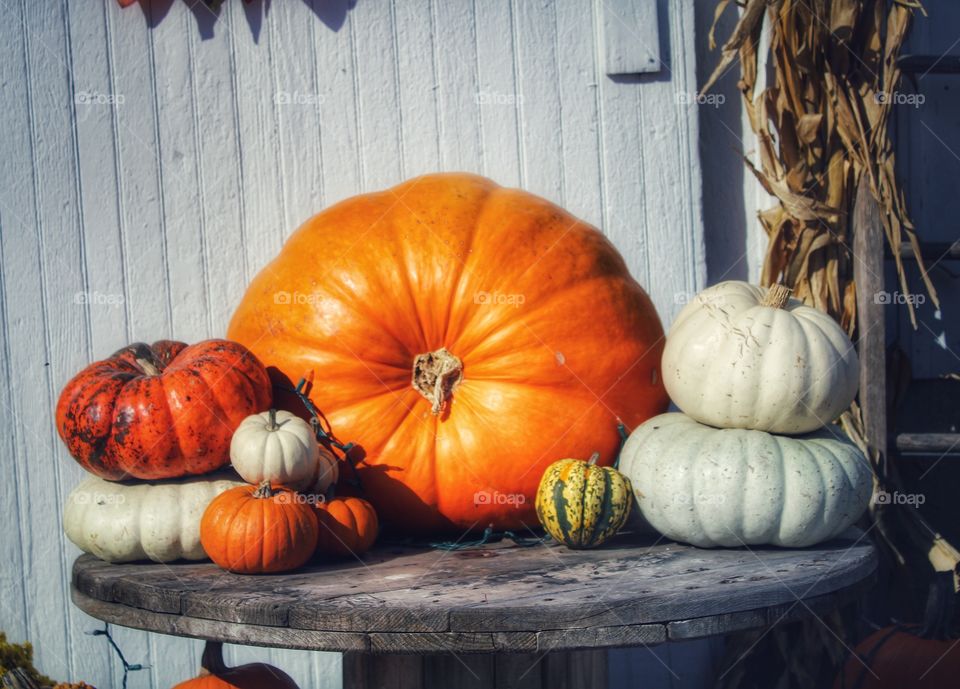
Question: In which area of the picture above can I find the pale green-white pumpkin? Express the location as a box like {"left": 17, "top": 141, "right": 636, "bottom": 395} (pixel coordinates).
{"left": 230, "top": 408, "right": 332, "bottom": 491}
{"left": 64, "top": 469, "right": 245, "bottom": 562}
{"left": 618, "top": 414, "right": 872, "bottom": 548}
{"left": 662, "top": 281, "right": 859, "bottom": 434}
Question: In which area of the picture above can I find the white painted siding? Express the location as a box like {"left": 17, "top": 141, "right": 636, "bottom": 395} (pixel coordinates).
{"left": 0, "top": 1, "right": 705, "bottom": 687}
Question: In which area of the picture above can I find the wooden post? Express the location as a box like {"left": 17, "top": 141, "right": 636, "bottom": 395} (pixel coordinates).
{"left": 853, "top": 175, "right": 887, "bottom": 463}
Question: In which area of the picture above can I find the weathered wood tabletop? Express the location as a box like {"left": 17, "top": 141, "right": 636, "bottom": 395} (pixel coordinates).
{"left": 71, "top": 530, "right": 876, "bottom": 689}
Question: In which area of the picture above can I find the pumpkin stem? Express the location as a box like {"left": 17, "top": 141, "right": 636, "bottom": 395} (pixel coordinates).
{"left": 412, "top": 348, "right": 464, "bottom": 415}
{"left": 588, "top": 452, "right": 600, "bottom": 466}
{"left": 252, "top": 480, "right": 274, "bottom": 499}
{"left": 760, "top": 284, "right": 792, "bottom": 309}
{"left": 135, "top": 357, "right": 162, "bottom": 376}
{"left": 267, "top": 408, "right": 279, "bottom": 431}
{"left": 199, "top": 641, "right": 227, "bottom": 677}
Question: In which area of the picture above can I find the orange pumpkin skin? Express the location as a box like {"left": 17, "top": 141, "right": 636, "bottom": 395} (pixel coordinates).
{"left": 200, "top": 483, "right": 318, "bottom": 574}
{"left": 173, "top": 643, "right": 300, "bottom": 689}
{"left": 314, "top": 497, "right": 379, "bottom": 558}
{"left": 227, "top": 173, "right": 668, "bottom": 532}
{"left": 56, "top": 339, "right": 271, "bottom": 481}
{"left": 173, "top": 664, "right": 299, "bottom": 689}
{"left": 833, "top": 626, "right": 960, "bottom": 689}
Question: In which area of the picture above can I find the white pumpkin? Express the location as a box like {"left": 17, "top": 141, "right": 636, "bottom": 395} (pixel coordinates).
{"left": 230, "top": 409, "right": 320, "bottom": 490}
{"left": 662, "top": 281, "right": 859, "bottom": 434}
{"left": 304, "top": 444, "right": 340, "bottom": 495}
{"left": 619, "top": 413, "right": 873, "bottom": 548}
{"left": 64, "top": 469, "right": 245, "bottom": 563}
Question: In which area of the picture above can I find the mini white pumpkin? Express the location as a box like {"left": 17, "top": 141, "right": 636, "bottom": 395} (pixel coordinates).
{"left": 306, "top": 444, "right": 340, "bottom": 495}
{"left": 230, "top": 409, "right": 321, "bottom": 490}
{"left": 64, "top": 469, "right": 245, "bottom": 562}
{"left": 618, "top": 413, "right": 873, "bottom": 548}
{"left": 662, "top": 281, "right": 859, "bottom": 434}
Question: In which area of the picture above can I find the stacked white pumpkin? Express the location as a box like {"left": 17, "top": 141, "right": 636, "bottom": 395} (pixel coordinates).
{"left": 619, "top": 281, "right": 873, "bottom": 548}
{"left": 64, "top": 409, "right": 338, "bottom": 563}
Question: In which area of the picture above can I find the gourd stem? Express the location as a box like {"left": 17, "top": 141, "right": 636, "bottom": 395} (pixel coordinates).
{"left": 135, "top": 357, "right": 162, "bottom": 376}
{"left": 760, "top": 284, "right": 792, "bottom": 309}
{"left": 267, "top": 408, "right": 279, "bottom": 431}
{"left": 412, "top": 348, "right": 464, "bottom": 415}
{"left": 588, "top": 452, "right": 600, "bottom": 466}
{"left": 252, "top": 480, "right": 274, "bottom": 499}
{"left": 199, "top": 640, "right": 227, "bottom": 677}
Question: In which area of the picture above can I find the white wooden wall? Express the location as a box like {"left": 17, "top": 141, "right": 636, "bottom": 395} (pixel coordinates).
{"left": 0, "top": 1, "right": 707, "bottom": 686}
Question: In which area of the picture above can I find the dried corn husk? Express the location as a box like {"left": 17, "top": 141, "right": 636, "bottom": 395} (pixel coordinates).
{"left": 704, "top": 2, "right": 959, "bottom": 687}
{"left": 702, "top": 0, "right": 938, "bottom": 332}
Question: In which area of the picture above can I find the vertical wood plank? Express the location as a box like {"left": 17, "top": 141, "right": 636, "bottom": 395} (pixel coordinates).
{"left": 423, "top": 654, "right": 495, "bottom": 689}
{"left": 314, "top": 2, "right": 362, "bottom": 205}
{"left": 343, "top": 653, "right": 423, "bottom": 689}
{"left": 542, "top": 650, "right": 608, "bottom": 689}
{"left": 150, "top": 1, "right": 209, "bottom": 346}
{"left": 513, "top": 0, "right": 564, "bottom": 204}
{"left": 433, "top": 0, "right": 483, "bottom": 173}
{"left": 351, "top": 0, "right": 404, "bottom": 191}
{"left": 595, "top": 70, "right": 648, "bottom": 287}
{"left": 0, "top": 0, "right": 36, "bottom": 657}
{"left": 493, "top": 653, "right": 541, "bottom": 688}
{"left": 853, "top": 175, "right": 887, "bottom": 460}
{"left": 270, "top": 0, "right": 326, "bottom": 232}
{"left": 554, "top": 0, "right": 604, "bottom": 226}
{"left": 0, "top": 0, "right": 93, "bottom": 681}
{"left": 229, "top": 1, "right": 284, "bottom": 278}
{"left": 473, "top": 0, "right": 522, "bottom": 187}
{"left": 638, "top": 0, "right": 705, "bottom": 324}
{"left": 394, "top": 0, "right": 442, "bottom": 179}
{"left": 190, "top": 7, "right": 248, "bottom": 335}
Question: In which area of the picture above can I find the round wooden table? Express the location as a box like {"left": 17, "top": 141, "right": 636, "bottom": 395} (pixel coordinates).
{"left": 71, "top": 531, "right": 876, "bottom": 689}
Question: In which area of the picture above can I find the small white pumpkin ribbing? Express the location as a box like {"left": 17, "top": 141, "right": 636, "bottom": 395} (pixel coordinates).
{"left": 64, "top": 469, "right": 245, "bottom": 563}
{"left": 619, "top": 413, "right": 872, "bottom": 548}
{"left": 662, "top": 281, "right": 859, "bottom": 435}
{"left": 230, "top": 409, "right": 325, "bottom": 491}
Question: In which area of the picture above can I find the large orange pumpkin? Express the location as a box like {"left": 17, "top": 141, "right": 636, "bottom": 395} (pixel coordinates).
{"left": 228, "top": 173, "right": 668, "bottom": 532}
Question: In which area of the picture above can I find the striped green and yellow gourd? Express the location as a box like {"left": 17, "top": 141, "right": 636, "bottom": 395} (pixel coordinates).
{"left": 535, "top": 454, "right": 632, "bottom": 548}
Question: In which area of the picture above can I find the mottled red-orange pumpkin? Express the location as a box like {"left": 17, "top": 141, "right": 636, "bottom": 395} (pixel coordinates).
{"left": 228, "top": 173, "right": 668, "bottom": 533}
{"left": 56, "top": 339, "right": 271, "bottom": 481}
{"left": 313, "top": 497, "right": 379, "bottom": 558}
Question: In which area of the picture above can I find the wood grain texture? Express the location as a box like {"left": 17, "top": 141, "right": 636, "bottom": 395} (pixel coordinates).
{"left": 72, "top": 533, "right": 876, "bottom": 653}
{"left": 0, "top": 1, "right": 705, "bottom": 686}
{"left": 853, "top": 175, "right": 887, "bottom": 466}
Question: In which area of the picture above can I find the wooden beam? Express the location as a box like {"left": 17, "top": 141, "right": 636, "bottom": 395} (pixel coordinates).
{"left": 895, "top": 433, "right": 960, "bottom": 454}
{"left": 853, "top": 175, "right": 888, "bottom": 462}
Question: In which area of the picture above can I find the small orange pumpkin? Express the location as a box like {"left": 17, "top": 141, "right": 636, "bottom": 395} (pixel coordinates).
{"left": 200, "top": 481, "right": 318, "bottom": 574}
{"left": 173, "top": 641, "right": 299, "bottom": 689}
{"left": 313, "top": 497, "right": 379, "bottom": 558}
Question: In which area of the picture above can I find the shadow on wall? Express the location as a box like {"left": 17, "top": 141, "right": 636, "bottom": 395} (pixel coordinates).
{"left": 132, "top": 0, "right": 357, "bottom": 41}
{"left": 693, "top": 1, "right": 749, "bottom": 283}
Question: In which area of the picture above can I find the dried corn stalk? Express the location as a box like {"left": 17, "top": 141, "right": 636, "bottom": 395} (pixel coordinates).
{"left": 704, "top": 3, "right": 958, "bottom": 687}
{"left": 702, "top": 0, "right": 937, "bottom": 332}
